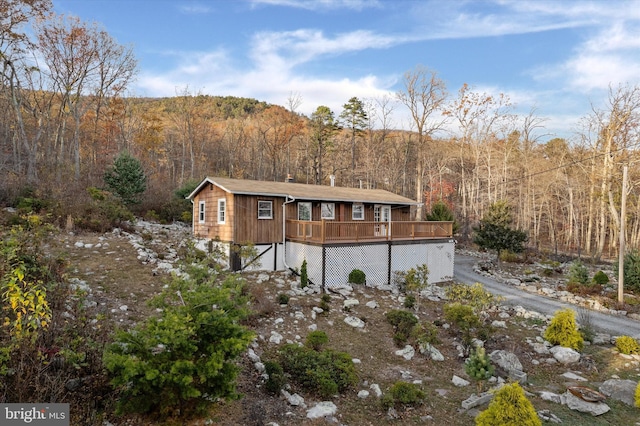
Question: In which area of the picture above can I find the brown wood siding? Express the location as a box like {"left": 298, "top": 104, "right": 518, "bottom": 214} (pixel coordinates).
{"left": 233, "top": 195, "right": 283, "bottom": 244}
{"left": 192, "top": 184, "right": 233, "bottom": 242}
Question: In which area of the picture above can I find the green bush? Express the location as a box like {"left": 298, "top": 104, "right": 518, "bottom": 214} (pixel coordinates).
{"left": 475, "top": 382, "right": 541, "bottom": 426}
{"left": 319, "top": 294, "right": 331, "bottom": 312}
{"left": 382, "top": 381, "right": 426, "bottom": 409}
{"left": 403, "top": 294, "right": 416, "bottom": 309}
{"left": 465, "top": 347, "right": 494, "bottom": 391}
{"left": 411, "top": 321, "right": 440, "bottom": 346}
{"left": 615, "top": 336, "right": 640, "bottom": 355}
{"left": 618, "top": 250, "right": 640, "bottom": 293}
{"left": 592, "top": 270, "right": 609, "bottom": 285}
{"left": 103, "top": 270, "right": 255, "bottom": 417}
{"left": 277, "top": 293, "right": 290, "bottom": 305}
{"left": 386, "top": 310, "right": 419, "bottom": 347}
{"left": 567, "top": 260, "right": 589, "bottom": 285}
{"left": 348, "top": 269, "right": 366, "bottom": 285}
{"left": 499, "top": 249, "right": 519, "bottom": 263}
{"left": 104, "top": 151, "right": 147, "bottom": 206}
{"left": 445, "top": 282, "right": 503, "bottom": 313}
{"left": 300, "top": 259, "right": 308, "bottom": 288}
{"left": 543, "top": 308, "right": 583, "bottom": 351}
{"left": 279, "top": 344, "right": 357, "bottom": 398}
{"left": 264, "top": 361, "right": 286, "bottom": 395}
{"left": 306, "top": 330, "right": 329, "bottom": 351}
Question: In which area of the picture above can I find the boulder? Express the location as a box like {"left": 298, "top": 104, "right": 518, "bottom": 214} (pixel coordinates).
{"left": 419, "top": 342, "right": 445, "bottom": 361}
{"left": 599, "top": 379, "right": 637, "bottom": 406}
{"left": 395, "top": 345, "right": 415, "bottom": 360}
{"left": 562, "top": 391, "right": 610, "bottom": 416}
{"left": 549, "top": 346, "right": 581, "bottom": 364}
{"left": 490, "top": 350, "right": 526, "bottom": 382}
{"left": 306, "top": 401, "right": 337, "bottom": 419}
{"left": 344, "top": 316, "right": 365, "bottom": 328}
{"left": 452, "top": 375, "right": 470, "bottom": 387}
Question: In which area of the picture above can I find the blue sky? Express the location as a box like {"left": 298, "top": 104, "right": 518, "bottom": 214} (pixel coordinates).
{"left": 52, "top": 0, "right": 640, "bottom": 141}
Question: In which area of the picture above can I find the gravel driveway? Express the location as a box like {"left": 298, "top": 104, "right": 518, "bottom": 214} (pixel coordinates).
{"left": 454, "top": 254, "right": 640, "bottom": 338}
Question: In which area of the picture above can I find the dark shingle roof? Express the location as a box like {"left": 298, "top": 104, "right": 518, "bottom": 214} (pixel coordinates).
{"left": 189, "top": 177, "right": 417, "bottom": 205}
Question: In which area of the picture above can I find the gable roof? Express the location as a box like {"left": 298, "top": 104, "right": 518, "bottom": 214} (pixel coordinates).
{"left": 188, "top": 177, "right": 418, "bottom": 205}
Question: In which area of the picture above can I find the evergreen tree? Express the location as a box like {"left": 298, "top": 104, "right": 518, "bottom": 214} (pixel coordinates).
{"left": 473, "top": 200, "right": 527, "bottom": 259}
{"left": 427, "top": 200, "right": 459, "bottom": 234}
{"left": 104, "top": 151, "right": 147, "bottom": 206}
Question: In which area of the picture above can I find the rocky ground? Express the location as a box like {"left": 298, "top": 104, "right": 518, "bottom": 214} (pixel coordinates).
{"left": 52, "top": 221, "right": 640, "bottom": 425}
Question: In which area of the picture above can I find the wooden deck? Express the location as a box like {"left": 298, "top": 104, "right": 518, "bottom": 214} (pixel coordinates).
{"left": 285, "top": 220, "right": 453, "bottom": 244}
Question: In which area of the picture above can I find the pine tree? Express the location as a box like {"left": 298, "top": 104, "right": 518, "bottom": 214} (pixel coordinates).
{"left": 104, "top": 151, "right": 147, "bottom": 206}
{"left": 473, "top": 200, "right": 527, "bottom": 259}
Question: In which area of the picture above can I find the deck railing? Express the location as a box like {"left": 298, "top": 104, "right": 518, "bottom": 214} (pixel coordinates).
{"left": 285, "top": 220, "right": 453, "bottom": 243}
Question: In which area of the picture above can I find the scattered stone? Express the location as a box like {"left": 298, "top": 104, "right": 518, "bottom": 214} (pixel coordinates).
{"left": 370, "top": 383, "right": 382, "bottom": 398}
{"left": 599, "top": 379, "right": 637, "bottom": 406}
{"left": 419, "top": 342, "right": 445, "bottom": 361}
{"left": 281, "top": 389, "right": 305, "bottom": 407}
{"left": 343, "top": 298, "right": 359, "bottom": 309}
{"left": 269, "top": 331, "right": 283, "bottom": 344}
{"left": 344, "top": 316, "right": 365, "bottom": 328}
{"left": 452, "top": 375, "right": 470, "bottom": 387}
{"left": 357, "top": 390, "right": 370, "bottom": 399}
{"left": 306, "top": 401, "right": 337, "bottom": 419}
{"left": 539, "top": 391, "right": 562, "bottom": 404}
{"left": 489, "top": 350, "right": 526, "bottom": 382}
{"left": 562, "top": 372, "right": 587, "bottom": 382}
{"left": 537, "top": 409, "right": 562, "bottom": 423}
{"left": 549, "top": 346, "right": 581, "bottom": 364}
{"left": 461, "top": 391, "right": 494, "bottom": 409}
{"left": 365, "top": 300, "right": 379, "bottom": 309}
{"left": 491, "top": 320, "right": 507, "bottom": 328}
{"left": 562, "top": 391, "right": 610, "bottom": 416}
{"left": 395, "top": 345, "right": 415, "bottom": 360}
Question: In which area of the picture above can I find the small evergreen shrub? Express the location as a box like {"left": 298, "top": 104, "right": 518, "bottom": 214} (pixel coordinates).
{"left": 300, "top": 259, "right": 308, "bottom": 288}
{"left": 386, "top": 310, "right": 419, "bottom": 347}
{"left": 465, "top": 347, "right": 495, "bottom": 391}
{"left": 277, "top": 293, "right": 290, "bottom": 305}
{"left": 403, "top": 294, "right": 416, "bottom": 309}
{"left": 264, "top": 361, "right": 286, "bottom": 395}
{"left": 319, "top": 294, "right": 331, "bottom": 312}
{"left": 475, "top": 382, "right": 541, "bottom": 426}
{"left": 445, "top": 282, "right": 504, "bottom": 313}
{"left": 499, "top": 249, "right": 519, "bottom": 263}
{"left": 544, "top": 308, "right": 584, "bottom": 351}
{"left": 279, "top": 344, "right": 357, "bottom": 398}
{"left": 592, "top": 270, "right": 609, "bottom": 285}
{"left": 306, "top": 330, "right": 329, "bottom": 351}
{"left": 567, "top": 260, "right": 589, "bottom": 285}
{"left": 620, "top": 250, "right": 640, "bottom": 293}
{"left": 348, "top": 269, "right": 366, "bottom": 285}
{"left": 411, "top": 321, "right": 440, "bottom": 346}
{"left": 635, "top": 381, "right": 640, "bottom": 408}
{"left": 382, "top": 381, "right": 426, "bottom": 409}
{"left": 615, "top": 335, "right": 640, "bottom": 355}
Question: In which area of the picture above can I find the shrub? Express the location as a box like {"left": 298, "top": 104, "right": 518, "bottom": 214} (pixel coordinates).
{"left": 300, "top": 259, "right": 308, "bottom": 288}
{"left": 277, "top": 293, "right": 290, "bottom": 305}
{"left": 465, "top": 347, "right": 494, "bottom": 391}
{"left": 104, "top": 151, "right": 147, "bottom": 206}
{"left": 445, "top": 282, "right": 504, "bottom": 313}
{"left": 279, "top": 344, "right": 357, "bottom": 398}
{"left": 382, "top": 381, "right": 426, "bottom": 409}
{"left": 444, "top": 302, "right": 487, "bottom": 353}
{"left": 592, "top": 270, "right": 609, "bottom": 285}
{"left": 635, "top": 381, "right": 640, "bottom": 408}
{"left": 411, "top": 321, "right": 440, "bottom": 346}
{"left": 306, "top": 330, "right": 329, "bottom": 351}
{"left": 103, "top": 271, "right": 255, "bottom": 417}
{"left": 499, "top": 249, "right": 519, "bottom": 263}
{"left": 386, "top": 310, "right": 419, "bottom": 347}
{"left": 618, "top": 250, "right": 640, "bottom": 293}
{"left": 543, "top": 308, "right": 584, "bottom": 351}
{"left": 615, "top": 336, "right": 640, "bottom": 355}
{"left": 319, "top": 294, "right": 331, "bottom": 312}
{"left": 567, "top": 260, "right": 589, "bottom": 285}
{"left": 405, "top": 265, "right": 429, "bottom": 309}
{"left": 403, "top": 294, "right": 416, "bottom": 309}
{"left": 264, "top": 361, "right": 286, "bottom": 395}
{"left": 475, "top": 382, "right": 541, "bottom": 426}
{"left": 348, "top": 269, "right": 366, "bottom": 285}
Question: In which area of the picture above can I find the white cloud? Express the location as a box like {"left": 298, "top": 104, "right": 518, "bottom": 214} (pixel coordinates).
{"left": 249, "top": 0, "right": 382, "bottom": 11}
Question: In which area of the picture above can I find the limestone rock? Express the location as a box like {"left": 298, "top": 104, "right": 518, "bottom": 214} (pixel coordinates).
{"left": 562, "top": 391, "right": 610, "bottom": 416}
{"left": 306, "top": 401, "right": 337, "bottom": 419}
{"left": 599, "top": 379, "right": 637, "bottom": 406}
{"left": 549, "top": 346, "right": 581, "bottom": 364}
{"left": 344, "top": 316, "right": 365, "bottom": 328}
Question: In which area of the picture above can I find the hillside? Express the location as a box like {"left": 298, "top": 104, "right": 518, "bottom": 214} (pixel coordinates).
{"left": 41, "top": 220, "right": 640, "bottom": 425}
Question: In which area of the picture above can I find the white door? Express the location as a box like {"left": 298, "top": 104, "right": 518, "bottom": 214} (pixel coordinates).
{"left": 374, "top": 205, "right": 391, "bottom": 237}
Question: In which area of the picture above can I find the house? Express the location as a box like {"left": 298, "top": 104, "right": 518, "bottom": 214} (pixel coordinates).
{"left": 187, "top": 176, "right": 455, "bottom": 289}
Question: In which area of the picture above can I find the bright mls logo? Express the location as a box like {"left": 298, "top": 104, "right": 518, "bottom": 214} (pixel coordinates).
{"left": 1, "top": 404, "right": 69, "bottom": 425}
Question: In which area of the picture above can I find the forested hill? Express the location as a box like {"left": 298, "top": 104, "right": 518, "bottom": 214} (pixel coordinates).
{"left": 3, "top": 1, "right": 640, "bottom": 260}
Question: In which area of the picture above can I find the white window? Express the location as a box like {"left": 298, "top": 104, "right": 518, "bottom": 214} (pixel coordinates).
{"left": 352, "top": 203, "right": 364, "bottom": 220}
{"left": 321, "top": 202, "right": 335, "bottom": 220}
{"left": 218, "top": 198, "right": 226, "bottom": 224}
{"left": 198, "top": 201, "right": 205, "bottom": 223}
{"left": 258, "top": 200, "right": 273, "bottom": 219}
{"left": 298, "top": 202, "right": 312, "bottom": 221}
